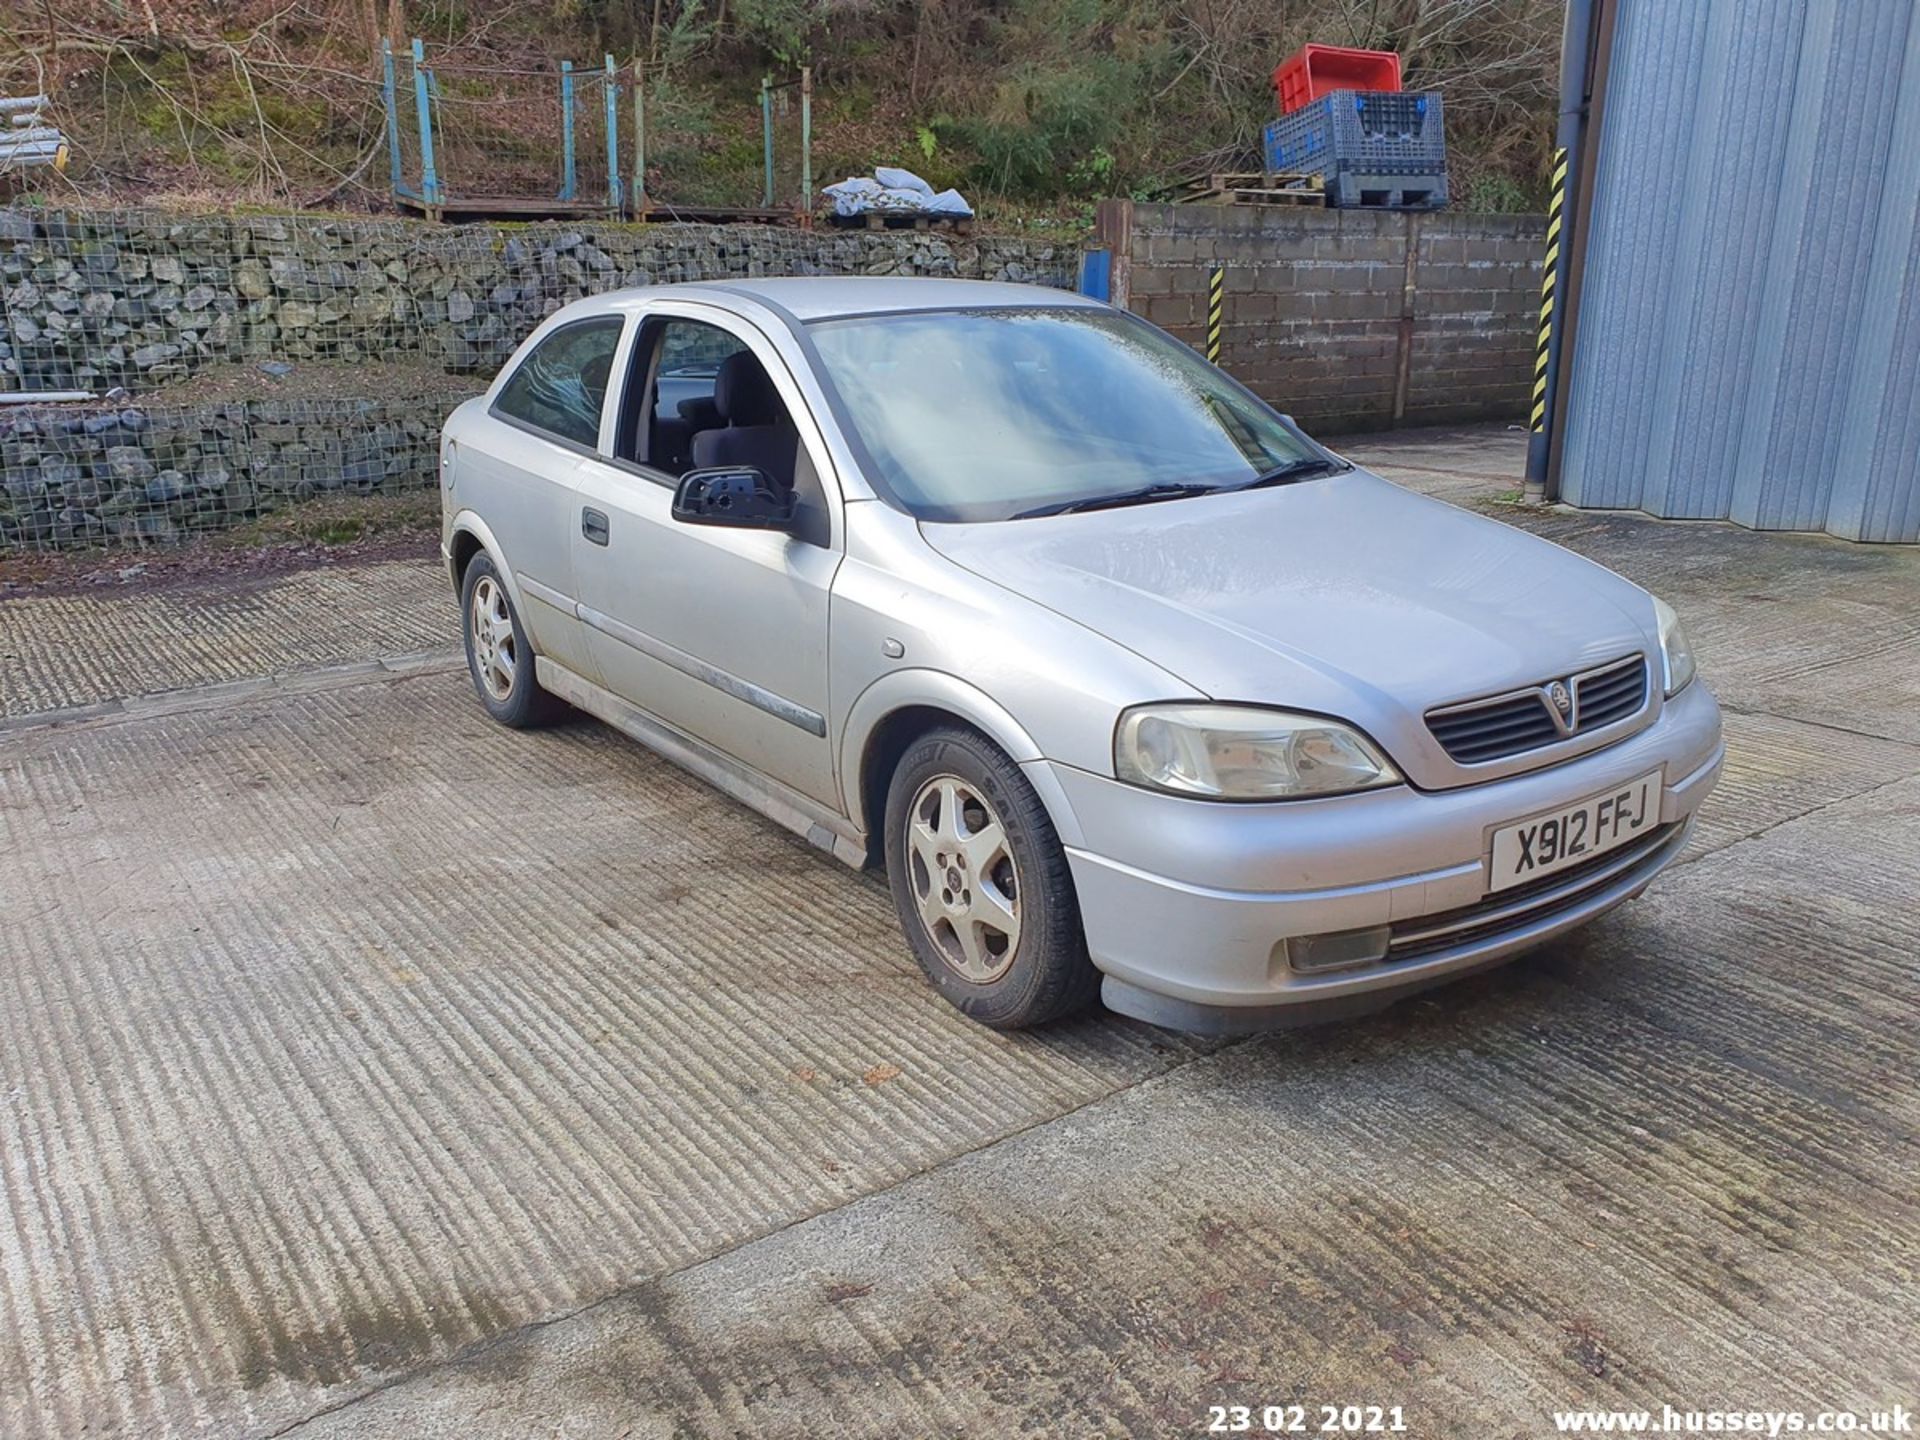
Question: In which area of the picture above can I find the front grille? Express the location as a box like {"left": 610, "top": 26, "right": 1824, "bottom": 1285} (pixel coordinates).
{"left": 1426, "top": 693, "right": 1559, "bottom": 763}
{"left": 1426, "top": 654, "right": 1650, "bottom": 765}
{"left": 1386, "top": 821, "right": 1683, "bottom": 961}
{"left": 1574, "top": 655, "right": 1647, "bottom": 731}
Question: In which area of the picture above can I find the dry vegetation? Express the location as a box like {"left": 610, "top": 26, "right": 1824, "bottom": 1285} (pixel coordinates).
{"left": 5, "top": 0, "right": 1559, "bottom": 218}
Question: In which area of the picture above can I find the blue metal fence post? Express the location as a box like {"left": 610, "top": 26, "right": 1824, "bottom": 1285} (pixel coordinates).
{"left": 559, "top": 61, "right": 577, "bottom": 202}
{"left": 603, "top": 54, "right": 622, "bottom": 212}
{"left": 381, "top": 40, "right": 406, "bottom": 200}
{"left": 410, "top": 38, "right": 441, "bottom": 211}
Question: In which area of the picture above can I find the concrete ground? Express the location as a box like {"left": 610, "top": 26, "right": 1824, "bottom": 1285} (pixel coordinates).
{"left": 1, "top": 427, "right": 1915, "bottom": 1439}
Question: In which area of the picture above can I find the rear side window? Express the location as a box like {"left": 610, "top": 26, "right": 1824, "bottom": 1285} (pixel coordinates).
{"left": 493, "top": 317, "right": 625, "bottom": 449}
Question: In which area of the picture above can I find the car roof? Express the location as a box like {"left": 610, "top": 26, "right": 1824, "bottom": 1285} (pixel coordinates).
{"left": 620, "top": 276, "right": 1103, "bottom": 322}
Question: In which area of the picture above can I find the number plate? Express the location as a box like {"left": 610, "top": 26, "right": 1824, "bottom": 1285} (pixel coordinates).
{"left": 1488, "top": 770, "right": 1662, "bottom": 892}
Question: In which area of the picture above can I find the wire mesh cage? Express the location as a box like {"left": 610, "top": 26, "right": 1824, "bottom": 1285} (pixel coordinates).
{"left": 428, "top": 60, "right": 569, "bottom": 203}
{"left": 569, "top": 63, "right": 624, "bottom": 211}
{"left": 1, "top": 204, "right": 1074, "bottom": 552}
{"left": 0, "top": 395, "right": 455, "bottom": 552}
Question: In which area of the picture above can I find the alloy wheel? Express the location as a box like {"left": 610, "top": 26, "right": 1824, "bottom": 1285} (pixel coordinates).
{"left": 469, "top": 574, "right": 517, "bottom": 702}
{"left": 905, "top": 774, "right": 1022, "bottom": 984}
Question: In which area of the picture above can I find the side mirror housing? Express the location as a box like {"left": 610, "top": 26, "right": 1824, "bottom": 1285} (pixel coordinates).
{"left": 670, "top": 467, "right": 795, "bottom": 530}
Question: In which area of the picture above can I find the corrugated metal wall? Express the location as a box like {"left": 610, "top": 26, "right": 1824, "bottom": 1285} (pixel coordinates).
{"left": 1559, "top": 0, "right": 1920, "bottom": 542}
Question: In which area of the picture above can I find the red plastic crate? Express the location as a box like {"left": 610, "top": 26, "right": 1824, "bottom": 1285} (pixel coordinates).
{"left": 1273, "top": 44, "right": 1403, "bottom": 114}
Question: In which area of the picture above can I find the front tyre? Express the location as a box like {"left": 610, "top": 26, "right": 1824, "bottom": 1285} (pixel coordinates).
{"left": 460, "top": 553, "right": 565, "bottom": 728}
{"left": 884, "top": 727, "right": 1099, "bottom": 1029}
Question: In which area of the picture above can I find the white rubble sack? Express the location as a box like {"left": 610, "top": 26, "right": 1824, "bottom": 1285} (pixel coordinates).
{"left": 824, "top": 167, "right": 974, "bottom": 219}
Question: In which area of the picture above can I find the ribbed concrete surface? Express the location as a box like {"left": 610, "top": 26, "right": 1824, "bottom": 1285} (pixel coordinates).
{"left": 0, "top": 674, "right": 1210, "bottom": 1438}
{"left": 3, "top": 428, "right": 1916, "bottom": 1437}
{"left": 1341, "top": 426, "right": 1533, "bottom": 507}
{"left": 0, "top": 560, "right": 453, "bottom": 718}
{"left": 1693, "top": 709, "right": 1920, "bottom": 857}
{"left": 297, "top": 773, "right": 1920, "bottom": 1439}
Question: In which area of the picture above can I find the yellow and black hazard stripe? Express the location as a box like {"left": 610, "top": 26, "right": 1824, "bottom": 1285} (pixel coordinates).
{"left": 1531, "top": 147, "right": 1568, "bottom": 432}
{"left": 1207, "top": 265, "right": 1224, "bottom": 363}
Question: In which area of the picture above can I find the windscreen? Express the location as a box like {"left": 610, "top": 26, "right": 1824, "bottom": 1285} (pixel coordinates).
{"left": 806, "top": 308, "right": 1320, "bottom": 522}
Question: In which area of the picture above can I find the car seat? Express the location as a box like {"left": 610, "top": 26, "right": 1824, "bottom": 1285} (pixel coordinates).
{"left": 690, "top": 352, "right": 797, "bottom": 487}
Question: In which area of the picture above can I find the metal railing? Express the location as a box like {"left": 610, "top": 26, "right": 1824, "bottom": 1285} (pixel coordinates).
{"left": 379, "top": 41, "right": 814, "bottom": 222}
{"left": 380, "top": 39, "right": 630, "bottom": 217}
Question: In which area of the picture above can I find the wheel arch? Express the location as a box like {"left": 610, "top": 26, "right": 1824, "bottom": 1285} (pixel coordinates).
{"left": 446, "top": 511, "right": 529, "bottom": 620}
{"left": 448, "top": 529, "right": 485, "bottom": 593}
{"left": 841, "top": 670, "right": 1087, "bottom": 864}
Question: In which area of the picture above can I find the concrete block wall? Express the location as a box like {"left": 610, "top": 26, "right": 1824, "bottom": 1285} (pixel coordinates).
{"left": 1097, "top": 201, "right": 1544, "bottom": 433}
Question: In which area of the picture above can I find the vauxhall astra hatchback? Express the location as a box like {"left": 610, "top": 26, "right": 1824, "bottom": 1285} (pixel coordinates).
{"left": 439, "top": 278, "right": 1723, "bottom": 1034}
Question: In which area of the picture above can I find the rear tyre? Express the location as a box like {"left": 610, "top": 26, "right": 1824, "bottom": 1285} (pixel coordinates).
{"left": 884, "top": 726, "right": 1099, "bottom": 1029}
{"left": 460, "top": 553, "right": 566, "bottom": 729}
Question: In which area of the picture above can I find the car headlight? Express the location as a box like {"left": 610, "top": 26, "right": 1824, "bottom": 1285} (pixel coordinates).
{"left": 1652, "top": 596, "right": 1697, "bottom": 696}
{"left": 1114, "top": 704, "right": 1401, "bottom": 800}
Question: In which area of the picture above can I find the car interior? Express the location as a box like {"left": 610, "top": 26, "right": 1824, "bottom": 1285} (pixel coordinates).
{"left": 579, "top": 348, "right": 615, "bottom": 426}
{"left": 617, "top": 320, "right": 800, "bottom": 491}
{"left": 611, "top": 317, "right": 829, "bottom": 546}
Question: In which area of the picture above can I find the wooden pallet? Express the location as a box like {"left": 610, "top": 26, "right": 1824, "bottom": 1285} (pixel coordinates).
{"left": 395, "top": 195, "right": 623, "bottom": 222}
{"left": 638, "top": 202, "right": 804, "bottom": 226}
{"left": 394, "top": 195, "right": 809, "bottom": 226}
{"left": 827, "top": 211, "right": 974, "bottom": 236}
{"left": 1177, "top": 172, "right": 1326, "bottom": 208}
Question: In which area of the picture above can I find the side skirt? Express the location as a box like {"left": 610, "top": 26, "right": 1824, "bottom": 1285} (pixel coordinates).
{"left": 534, "top": 656, "right": 870, "bottom": 870}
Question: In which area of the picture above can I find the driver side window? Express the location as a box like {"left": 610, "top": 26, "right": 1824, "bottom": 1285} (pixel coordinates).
{"left": 614, "top": 315, "right": 830, "bottom": 547}
{"left": 627, "top": 320, "right": 750, "bottom": 476}
{"left": 493, "top": 317, "right": 624, "bottom": 450}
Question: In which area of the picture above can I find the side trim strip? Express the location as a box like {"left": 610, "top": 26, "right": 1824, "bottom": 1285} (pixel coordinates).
{"left": 535, "top": 656, "right": 865, "bottom": 868}
{"left": 516, "top": 574, "right": 575, "bottom": 614}
{"left": 576, "top": 603, "right": 828, "bottom": 737}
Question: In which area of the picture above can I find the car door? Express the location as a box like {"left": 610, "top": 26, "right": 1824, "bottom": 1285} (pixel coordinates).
{"left": 569, "top": 302, "right": 844, "bottom": 809}
{"left": 466, "top": 313, "right": 628, "bottom": 679}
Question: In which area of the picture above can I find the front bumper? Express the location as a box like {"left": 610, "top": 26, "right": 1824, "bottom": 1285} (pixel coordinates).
{"left": 1054, "top": 680, "right": 1724, "bottom": 1034}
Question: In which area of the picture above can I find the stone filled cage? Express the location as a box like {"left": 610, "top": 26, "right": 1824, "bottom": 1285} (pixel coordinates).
{"left": 0, "top": 206, "right": 1072, "bottom": 552}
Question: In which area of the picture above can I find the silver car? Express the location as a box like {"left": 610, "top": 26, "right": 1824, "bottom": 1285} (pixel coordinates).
{"left": 439, "top": 278, "right": 1723, "bottom": 1034}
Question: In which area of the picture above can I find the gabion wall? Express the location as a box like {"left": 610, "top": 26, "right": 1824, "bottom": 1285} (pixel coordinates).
{"left": 0, "top": 208, "right": 1074, "bottom": 395}
{"left": 0, "top": 396, "right": 460, "bottom": 551}
{"left": 0, "top": 206, "right": 1073, "bottom": 553}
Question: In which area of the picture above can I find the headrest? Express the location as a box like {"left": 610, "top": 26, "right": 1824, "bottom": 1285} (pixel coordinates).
{"left": 580, "top": 351, "right": 614, "bottom": 401}
{"left": 712, "top": 351, "right": 780, "bottom": 426}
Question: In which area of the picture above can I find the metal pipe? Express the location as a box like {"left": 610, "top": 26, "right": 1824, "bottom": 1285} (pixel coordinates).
{"left": 411, "top": 38, "right": 441, "bottom": 210}
{"left": 0, "top": 96, "right": 47, "bottom": 113}
{"left": 1547, "top": 0, "right": 1621, "bottom": 504}
{"left": 381, "top": 40, "right": 405, "bottom": 200}
{"left": 603, "top": 53, "right": 622, "bottom": 212}
{"left": 559, "top": 60, "right": 577, "bottom": 202}
{"left": 761, "top": 76, "right": 774, "bottom": 207}
{"left": 1523, "top": 0, "right": 1601, "bottom": 500}
{"left": 800, "top": 66, "right": 813, "bottom": 218}
{"left": 0, "top": 391, "right": 96, "bottom": 405}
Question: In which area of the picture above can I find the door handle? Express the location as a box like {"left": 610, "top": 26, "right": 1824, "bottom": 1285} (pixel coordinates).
{"left": 582, "top": 507, "right": 609, "bottom": 546}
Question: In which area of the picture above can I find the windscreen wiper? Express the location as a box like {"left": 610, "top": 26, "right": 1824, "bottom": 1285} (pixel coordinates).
{"left": 1223, "top": 456, "right": 1350, "bottom": 492}
{"left": 1012, "top": 482, "right": 1220, "bottom": 520}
